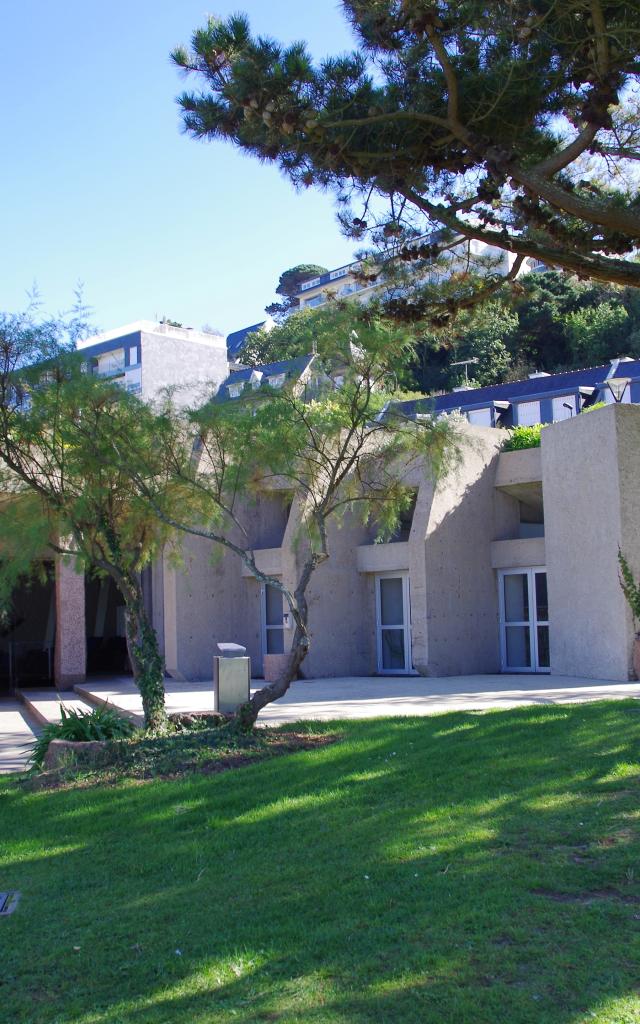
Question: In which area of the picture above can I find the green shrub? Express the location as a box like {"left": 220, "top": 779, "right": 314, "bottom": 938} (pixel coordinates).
{"left": 619, "top": 550, "right": 640, "bottom": 628}
{"left": 502, "top": 402, "right": 609, "bottom": 453}
{"left": 501, "top": 424, "right": 544, "bottom": 452}
{"left": 31, "top": 703, "right": 136, "bottom": 770}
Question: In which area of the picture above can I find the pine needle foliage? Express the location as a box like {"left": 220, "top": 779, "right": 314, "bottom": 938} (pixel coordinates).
{"left": 172, "top": 3, "right": 640, "bottom": 322}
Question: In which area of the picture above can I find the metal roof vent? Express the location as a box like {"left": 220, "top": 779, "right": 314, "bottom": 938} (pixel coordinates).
{"left": 528, "top": 372, "right": 551, "bottom": 379}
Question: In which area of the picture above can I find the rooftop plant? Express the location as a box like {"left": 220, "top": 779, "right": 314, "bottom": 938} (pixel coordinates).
{"left": 501, "top": 424, "right": 544, "bottom": 452}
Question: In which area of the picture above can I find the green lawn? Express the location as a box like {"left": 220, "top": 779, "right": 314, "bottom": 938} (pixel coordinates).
{"left": 2, "top": 701, "right": 640, "bottom": 1024}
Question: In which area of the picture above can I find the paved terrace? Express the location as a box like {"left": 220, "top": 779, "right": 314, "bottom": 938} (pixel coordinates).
{"left": 2, "top": 674, "right": 638, "bottom": 773}
{"left": 0, "top": 702, "right": 40, "bottom": 774}
{"left": 75, "top": 674, "right": 640, "bottom": 727}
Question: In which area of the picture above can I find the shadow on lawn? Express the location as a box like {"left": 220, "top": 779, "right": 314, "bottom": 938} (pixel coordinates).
{"left": 1, "top": 700, "right": 640, "bottom": 1024}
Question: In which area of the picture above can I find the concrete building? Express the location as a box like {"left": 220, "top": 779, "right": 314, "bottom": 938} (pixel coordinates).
{"left": 227, "top": 239, "right": 536, "bottom": 358}
{"left": 292, "top": 238, "right": 529, "bottom": 313}
{"left": 154, "top": 394, "right": 640, "bottom": 685}
{"left": 3, "top": 340, "right": 640, "bottom": 693}
{"left": 77, "top": 320, "right": 228, "bottom": 408}
{"left": 0, "top": 321, "right": 229, "bottom": 693}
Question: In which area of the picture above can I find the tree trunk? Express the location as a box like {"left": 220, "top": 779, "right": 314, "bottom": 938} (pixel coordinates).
{"left": 121, "top": 576, "right": 168, "bottom": 733}
{"left": 237, "top": 627, "right": 309, "bottom": 732}
{"left": 235, "top": 553, "right": 321, "bottom": 731}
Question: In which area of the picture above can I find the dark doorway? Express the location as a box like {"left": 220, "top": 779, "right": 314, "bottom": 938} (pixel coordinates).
{"left": 0, "top": 562, "right": 56, "bottom": 692}
{"left": 85, "top": 574, "right": 131, "bottom": 675}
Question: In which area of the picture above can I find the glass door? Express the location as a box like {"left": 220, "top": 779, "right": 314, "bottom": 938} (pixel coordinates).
{"left": 261, "top": 584, "right": 285, "bottom": 656}
{"left": 375, "top": 574, "right": 412, "bottom": 674}
{"left": 498, "top": 568, "right": 549, "bottom": 673}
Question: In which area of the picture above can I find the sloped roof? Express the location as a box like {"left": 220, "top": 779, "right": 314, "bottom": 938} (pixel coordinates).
{"left": 395, "top": 359, "right": 640, "bottom": 418}
{"left": 226, "top": 321, "right": 267, "bottom": 358}
{"left": 215, "top": 354, "right": 316, "bottom": 403}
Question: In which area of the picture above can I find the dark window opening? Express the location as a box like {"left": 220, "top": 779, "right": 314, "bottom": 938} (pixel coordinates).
{"left": 250, "top": 493, "right": 292, "bottom": 549}
{"left": 85, "top": 573, "right": 131, "bottom": 675}
{"left": 0, "top": 562, "right": 56, "bottom": 690}
{"left": 368, "top": 492, "right": 417, "bottom": 544}
{"left": 518, "top": 499, "right": 544, "bottom": 539}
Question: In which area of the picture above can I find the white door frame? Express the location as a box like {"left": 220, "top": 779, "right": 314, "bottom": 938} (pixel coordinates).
{"left": 260, "top": 583, "right": 285, "bottom": 659}
{"left": 375, "top": 572, "right": 412, "bottom": 674}
{"left": 498, "top": 567, "right": 549, "bottom": 673}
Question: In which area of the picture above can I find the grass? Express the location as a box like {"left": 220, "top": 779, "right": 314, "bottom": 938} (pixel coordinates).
{"left": 1, "top": 701, "right": 640, "bottom": 1023}
{"left": 30, "top": 720, "right": 337, "bottom": 783}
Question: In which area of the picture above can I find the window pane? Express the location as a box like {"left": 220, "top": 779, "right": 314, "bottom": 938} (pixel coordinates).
{"left": 382, "top": 629, "right": 406, "bottom": 670}
{"left": 535, "top": 573, "right": 548, "bottom": 622}
{"left": 517, "top": 401, "right": 540, "bottom": 426}
{"left": 265, "top": 585, "right": 283, "bottom": 626}
{"left": 537, "top": 626, "right": 550, "bottom": 668}
{"left": 552, "top": 396, "right": 575, "bottom": 421}
{"left": 468, "top": 408, "right": 492, "bottom": 427}
{"left": 266, "top": 628, "right": 284, "bottom": 654}
{"left": 503, "top": 574, "right": 529, "bottom": 623}
{"left": 505, "top": 626, "right": 531, "bottom": 668}
{"left": 380, "top": 578, "right": 404, "bottom": 626}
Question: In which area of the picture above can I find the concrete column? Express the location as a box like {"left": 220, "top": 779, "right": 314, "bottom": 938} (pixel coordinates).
{"left": 542, "top": 404, "right": 640, "bottom": 682}
{"left": 54, "top": 556, "right": 86, "bottom": 689}
{"left": 422, "top": 427, "right": 503, "bottom": 676}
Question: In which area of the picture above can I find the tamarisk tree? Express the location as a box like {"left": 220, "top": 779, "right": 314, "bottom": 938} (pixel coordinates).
{"left": 173, "top": 3, "right": 640, "bottom": 321}
{"left": 129, "top": 306, "right": 462, "bottom": 729}
{"left": 0, "top": 313, "right": 175, "bottom": 731}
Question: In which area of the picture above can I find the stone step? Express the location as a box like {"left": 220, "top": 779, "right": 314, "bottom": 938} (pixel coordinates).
{"left": 74, "top": 681, "right": 144, "bottom": 726}
{"left": 16, "top": 689, "right": 96, "bottom": 728}
{"left": 0, "top": 700, "right": 40, "bottom": 774}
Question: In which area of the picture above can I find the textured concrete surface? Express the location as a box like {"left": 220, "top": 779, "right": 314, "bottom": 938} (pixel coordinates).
{"left": 543, "top": 404, "right": 640, "bottom": 681}
{"left": 0, "top": 701, "right": 38, "bottom": 773}
{"left": 54, "top": 554, "right": 86, "bottom": 688}
{"left": 75, "top": 673, "right": 640, "bottom": 727}
{"left": 3, "top": 674, "right": 637, "bottom": 772}
{"left": 16, "top": 690, "right": 94, "bottom": 727}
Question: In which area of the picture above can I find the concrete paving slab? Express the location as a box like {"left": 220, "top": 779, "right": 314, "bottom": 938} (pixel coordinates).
{"left": 16, "top": 690, "right": 95, "bottom": 728}
{"left": 0, "top": 701, "right": 38, "bottom": 774}
{"left": 76, "top": 673, "right": 640, "bottom": 726}
{"left": 3, "top": 673, "right": 636, "bottom": 772}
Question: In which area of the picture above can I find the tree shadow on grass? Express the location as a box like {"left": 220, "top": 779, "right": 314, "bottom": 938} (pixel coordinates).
{"left": 1, "top": 700, "right": 639, "bottom": 1023}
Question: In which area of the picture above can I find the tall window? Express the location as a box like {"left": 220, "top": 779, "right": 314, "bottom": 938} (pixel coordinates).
{"left": 262, "top": 584, "right": 285, "bottom": 655}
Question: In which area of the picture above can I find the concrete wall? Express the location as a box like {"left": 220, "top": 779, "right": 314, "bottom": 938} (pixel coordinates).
{"left": 140, "top": 327, "right": 228, "bottom": 408}
{"left": 297, "top": 510, "right": 375, "bottom": 678}
{"left": 356, "top": 542, "right": 410, "bottom": 574}
{"left": 494, "top": 446, "right": 542, "bottom": 488}
{"left": 417, "top": 426, "right": 505, "bottom": 675}
{"left": 161, "top": 425, "right": 508, "bottom": 681}
{"left": 163, "top": 531, "right": 263, "bottom": 680}
{"left": 491, "top": 537, "right": 546, "bottom": 570}
{"left": 245, "top": 492, "right": 290, "bottom": 550}
{"left": 159, "top": 410, "right": 640, "bottom": 684}
{"left": 542, "top": 403, "right": 640, "bottom": 681}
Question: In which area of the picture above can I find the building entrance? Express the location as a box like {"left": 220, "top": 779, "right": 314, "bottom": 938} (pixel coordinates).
{"left": 498, "top": 568, "right": 549, "bottom": 672}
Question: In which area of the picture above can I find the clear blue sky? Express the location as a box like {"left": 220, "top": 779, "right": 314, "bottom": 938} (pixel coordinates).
{"left": 0, "top": 2, "right": 358, "bottom": 336}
